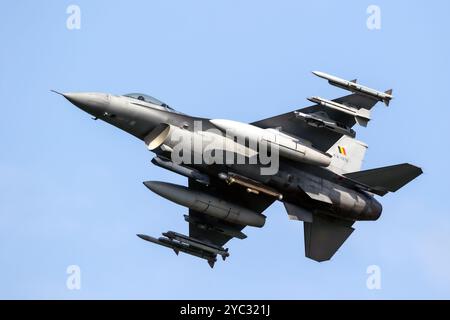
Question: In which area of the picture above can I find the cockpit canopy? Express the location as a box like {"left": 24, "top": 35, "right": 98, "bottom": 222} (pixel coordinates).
{"left": 124, "top": 93, "right": 176, "bottom": 112}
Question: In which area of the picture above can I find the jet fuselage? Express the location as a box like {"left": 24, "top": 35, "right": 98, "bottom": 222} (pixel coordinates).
{"left": 60, "top": 92, "right": 382, "bottom": 222}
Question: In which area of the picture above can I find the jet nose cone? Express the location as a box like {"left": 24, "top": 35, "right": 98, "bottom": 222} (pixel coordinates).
{"left": 62, "top": 92, "right": 92, "bottom": 106}
{"left": 55, "top": 91, "right": 110, "bottom": 116}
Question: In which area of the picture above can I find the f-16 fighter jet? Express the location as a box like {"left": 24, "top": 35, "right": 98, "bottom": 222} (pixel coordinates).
{"left": 54, "top": 71, "right": 422, "bottom": 267}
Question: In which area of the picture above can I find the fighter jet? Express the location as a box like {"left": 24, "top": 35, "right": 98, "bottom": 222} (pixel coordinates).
{"left": 54, "top": 71, "right": 422, "bottom": 267}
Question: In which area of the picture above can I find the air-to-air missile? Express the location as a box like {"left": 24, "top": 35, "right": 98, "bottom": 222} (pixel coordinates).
{"left": 307, "top": 96, "right": 371, "bottom": 127}
{"left": 209, "top": 119, "right": 332, "bottom": 167}
{"left": 162, "top": 231, "right": 229, "bottom": 259}
{"left": 143, "top": 181, "right": 266, "bottom": 227}
{"left": 312, "top": 71, "right": 393, "bottom": 106}
{"left": 136, "top": 233, "right": 219, "bottom": 267}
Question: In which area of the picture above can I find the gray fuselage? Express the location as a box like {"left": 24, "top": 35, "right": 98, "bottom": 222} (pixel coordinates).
{"left": 62, "top": 92, "right": 382, "bottom": 222}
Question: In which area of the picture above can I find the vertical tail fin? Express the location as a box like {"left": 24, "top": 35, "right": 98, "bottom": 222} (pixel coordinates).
{"left": 327, "top": 136, "right": 368, "bottom": 174}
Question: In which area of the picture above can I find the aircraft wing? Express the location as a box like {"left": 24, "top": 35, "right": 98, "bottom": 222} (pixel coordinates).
{"left": 139, "top": 177, "right": 275, "bottom": 267}
{"left": 251, "top": 93, "right": 379, "bottom": 152}
{"left": 187, "top": 178, "right": 275, "bottom": 247}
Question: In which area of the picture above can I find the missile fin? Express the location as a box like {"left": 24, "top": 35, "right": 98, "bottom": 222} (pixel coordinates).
{"left": 384, "top": 89, "right": 393, "bottom": 106}
{"left": 355, "top": 116, "right": 369, "bottom": 127}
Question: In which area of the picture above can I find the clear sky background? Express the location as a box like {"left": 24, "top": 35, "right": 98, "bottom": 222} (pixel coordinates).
{"left": 0, "top": 1, "right": 449, "bottom": 299}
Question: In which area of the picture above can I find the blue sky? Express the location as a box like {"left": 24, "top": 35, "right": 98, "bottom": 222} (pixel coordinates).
{"left": 0, "top": 0, "right": 449, "bottom": 299}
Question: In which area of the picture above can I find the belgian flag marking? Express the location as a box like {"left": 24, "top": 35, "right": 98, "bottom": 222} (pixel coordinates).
{"left": 338, "top": 146, "right": 347, "bottom": 156}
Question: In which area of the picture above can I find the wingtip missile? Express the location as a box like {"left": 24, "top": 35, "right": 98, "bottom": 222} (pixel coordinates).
{"left": 312, "top": 71, "right": 394, "bottom": 106}
{"left": 383, "top": 89, "right": 393, "bottom": 106}
{"left": 311, "top": 71, "right": 327, "bottom": 79}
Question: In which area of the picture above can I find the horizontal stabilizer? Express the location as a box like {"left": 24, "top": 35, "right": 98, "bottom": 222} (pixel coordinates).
{"left": 304, "top": 215, "right": 354, "bottom": 262}
{"left": 344, "top": 163, "right": 422, "bottom": 195}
